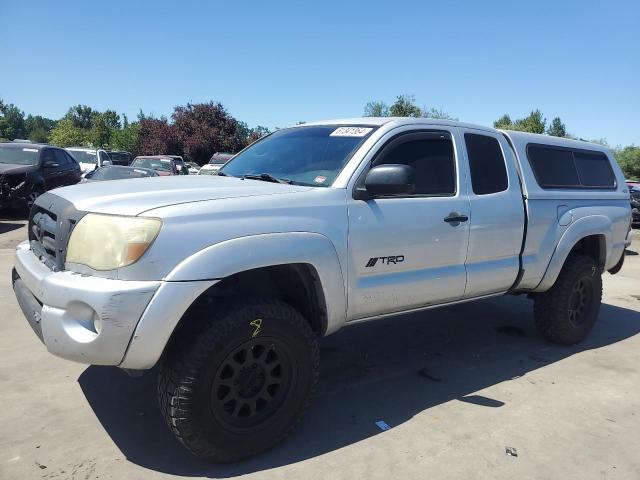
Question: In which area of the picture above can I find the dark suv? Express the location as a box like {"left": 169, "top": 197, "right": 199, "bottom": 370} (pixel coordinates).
{"left": 0, "top": 143, "right": 81, "bottom": 210}
{"left": 631, "top": 186, "right": 640, "bottom": 228}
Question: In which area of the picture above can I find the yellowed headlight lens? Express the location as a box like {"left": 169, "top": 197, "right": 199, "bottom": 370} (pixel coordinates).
{"left": 66, "top": 214, "right": 162, "bottom": 270}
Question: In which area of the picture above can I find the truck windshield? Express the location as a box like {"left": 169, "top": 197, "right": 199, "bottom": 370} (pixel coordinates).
{"left": 0, "top": 145, "right": 39, "bottom": 165}
{"left": 132, "top": 158, "right": 172, "bottom": 172}
{"left": 220, "top": 125, "right": 376, "bottom": 186}
{"left": 68, "top": 150, "right": 97, "bottom": 164}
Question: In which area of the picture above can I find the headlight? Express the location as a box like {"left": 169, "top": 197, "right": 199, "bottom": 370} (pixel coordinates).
{"left": 66, "top": 214, "right": 162, "bottom": 270}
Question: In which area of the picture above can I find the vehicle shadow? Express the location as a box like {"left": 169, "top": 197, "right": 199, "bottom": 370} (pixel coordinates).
{"left": 0, "top": 207, "right": 28, "bottom": 222}
{"left": 78, "top": 295, "right": 640, "bottom": 477}
{"left": 0, "top": 221, "right": 24, "bottom": 235}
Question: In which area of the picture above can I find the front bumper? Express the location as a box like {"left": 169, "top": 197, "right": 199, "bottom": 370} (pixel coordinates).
{"left": 0, "top": 180, "right": 28, "bottom": 207}
{"left": 13, "top": 241, "right": 160, "bottom": 365}
{"left": 626, "top": 228, "right": 635, "bottom": 247}
{"left": 13, "top": 241, "right": 218, "bottom": 369}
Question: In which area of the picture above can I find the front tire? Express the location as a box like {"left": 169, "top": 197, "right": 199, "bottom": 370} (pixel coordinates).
{"left": 158, "top": 298, "right": 319, "bottom": 462}
{"left": 534, "top": 254, "right": 602, "bottom": 345}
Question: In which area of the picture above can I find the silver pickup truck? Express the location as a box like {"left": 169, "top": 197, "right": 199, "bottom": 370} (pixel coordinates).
{"left": 12, "top": 118, "right": 632, "bottom": 462}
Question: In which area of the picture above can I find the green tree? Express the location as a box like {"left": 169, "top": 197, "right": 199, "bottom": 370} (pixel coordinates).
{"left": 547, "top": 117, "right": 567, "bottom": 137}
{"left": 27, "top": 127, "right": 49, "bottom": 143}
{"left": 0, "top": 101, "right": 27, "bottom": 140}
{"left": 49, "top": 118, "right": 86, "bottom": 147}
{"left": 614, "top": 145, "right": 640, "bottom": 180}
{"left": 87, "top": 111, "right": 120, "bottom": 147}
{"left": 364, "top": 100, "right": 389, "bottom": 117}
{"left": 421, "top": 106, "right": 457, "bottom": 120}
{"left": 64, "top": 105, "right": 96, "bottom": 129}
{"left": 389, "top": 94, "right": 422, "bottom": 117}
{"left": 25, "top": 115, "right": 57, "bottom": 143}
{"left": 493, "top": 114, "right": 513, "bottom": 129}
{"left": 110, "top": 122, "right": 140, "bottom": 154}
{"left": 514, "top": 109, "right": 546, "bottom": 134}
{"left": 237, "top": 122, "right": 271, "bottom": 145}
{"left": 493, "top": 110, "right": 547, "bottom": 133}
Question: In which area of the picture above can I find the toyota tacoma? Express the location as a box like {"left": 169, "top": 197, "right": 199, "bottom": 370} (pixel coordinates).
{"left": 12, "top": 118, "right": 633, "bottom": 462}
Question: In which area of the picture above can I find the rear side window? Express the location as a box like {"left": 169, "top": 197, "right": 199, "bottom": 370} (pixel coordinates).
{"left": 527, "top": 145, "right": 615, "bottom": 189}
{"left": 464, "top": 133, "right": 508, "bottom": 195}
{"left": 54, "top": 149, "right": 71, "bottom": 165}
{"left": 42, "top": 149, "right": 56, "bottom": 165}
{"left": 573, "top": 151, "right": 616, "bottom": 187}
{"left": 374, "top": 134, "right": 456, "bottom": 195}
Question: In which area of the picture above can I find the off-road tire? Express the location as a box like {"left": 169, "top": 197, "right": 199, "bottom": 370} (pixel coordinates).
{"left": 534, "top": 254, "right": 602, "bottom": 345}
{"left": 158, "top": 298, "right": 319, "bottom": 462}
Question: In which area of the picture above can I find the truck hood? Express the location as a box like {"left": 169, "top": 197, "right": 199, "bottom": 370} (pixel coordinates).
{"left": 51, "top": 175, "right": 313, "bottom": 216}
{"left": 0, "top": 163, "right": 37, "bottom": 176}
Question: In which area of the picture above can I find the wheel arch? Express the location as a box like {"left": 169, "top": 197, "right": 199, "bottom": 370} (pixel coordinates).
{"left": 162, "top": 231, "right": 345, "bottom": 348}
{"left": 168, "top": 262, "right": 330, "bottom": 344}
{"left": 534, "top": 215, "right": 611, "bottom": 292}
{"left": 121, "top": 233, "right": 347, "bottom": 370}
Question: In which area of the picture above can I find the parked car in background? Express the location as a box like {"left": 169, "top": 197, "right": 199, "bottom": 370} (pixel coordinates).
{"left": 198, "top": 152, "right": 234, "bottom": 175}
{"left": 166, "top": 155, "right": 193, "bottom": 174}
{"left": 82, "top": 165, "right": 158, "bottom": 182}
{"left": 631, "top": 185, "right": 640, "bottom": 227}
{"left": 184, "top": 161, "right": 200, "bottom": 175}
{"left": 66, "top": 147, "right": 112, "bottom": 175}
{"left": 106, "top": 150, "right": 133, "bottom": 166}
{"left": 131, "top": 155, "right": 189, "bottom": 175}
{"left": 0, "top": 142, "right": 81, "bottom": 210}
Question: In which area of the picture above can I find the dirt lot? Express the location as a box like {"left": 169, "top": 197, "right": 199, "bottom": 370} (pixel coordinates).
{"left": 1, "top": 213, "right": 639, "bottom": 480}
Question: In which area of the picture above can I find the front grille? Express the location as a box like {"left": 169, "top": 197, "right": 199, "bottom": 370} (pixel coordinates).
{"left": 28, "top": 192, "right": 85, "bottom": 272}
{"left": 30, "top": 206, "right": 60, "bottom": 271}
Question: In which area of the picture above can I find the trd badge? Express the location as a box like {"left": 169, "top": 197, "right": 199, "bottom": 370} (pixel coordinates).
{"left": 365, "top": 255, "right": 405, "bottom": 267}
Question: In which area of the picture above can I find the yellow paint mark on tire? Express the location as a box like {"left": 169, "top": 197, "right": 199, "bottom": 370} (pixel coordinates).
{"left": 250, "top": 318, "right": 262, "bottom": 338}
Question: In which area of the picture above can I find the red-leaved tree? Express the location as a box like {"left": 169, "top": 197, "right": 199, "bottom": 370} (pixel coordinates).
{"left": 171, "top": 102, "right": 246, "bottom": 165}
{"left": 137, "top": 117, "right": 179, "bottom": 156}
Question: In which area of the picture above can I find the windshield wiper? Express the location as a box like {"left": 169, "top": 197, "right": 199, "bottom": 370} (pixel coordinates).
{"left": 242, "top": 173, "right": 292, "bottom": 184}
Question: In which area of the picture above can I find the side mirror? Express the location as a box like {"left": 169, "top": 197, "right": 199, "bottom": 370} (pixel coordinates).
{"left": 43, "top": 160, "right": 59, "bottom": 168}
{"left": 357, "top": 164, "right": 415, "bottom": 199}
{"left": 102, "top": 160, "right": 112, "bottom": 167}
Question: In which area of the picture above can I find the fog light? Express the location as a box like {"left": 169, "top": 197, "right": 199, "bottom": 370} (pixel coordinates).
{"left": 62, "top": 302, "right": 101, "bottom": 343}
{"left": 93, "top": 314, "right": 102, "bottom": 335}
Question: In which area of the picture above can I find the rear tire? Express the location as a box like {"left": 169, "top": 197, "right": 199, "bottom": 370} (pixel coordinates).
{"left": 534, "top": 254, "right": 602, "bottom": 345}
{"left": 158, "top": 298, "right": 319, "bottom": 462}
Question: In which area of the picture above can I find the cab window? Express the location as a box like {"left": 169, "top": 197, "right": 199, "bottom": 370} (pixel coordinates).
{"left": 372, "top": 131, "right": 456, "bottom": 196}
{"left": 464, "top": 133, "right": 508, "bottom": 195}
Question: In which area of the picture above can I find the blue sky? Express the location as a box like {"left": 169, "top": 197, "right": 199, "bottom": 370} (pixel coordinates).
{"left": 1, "top": 0, "right": 638, "bottom": 145}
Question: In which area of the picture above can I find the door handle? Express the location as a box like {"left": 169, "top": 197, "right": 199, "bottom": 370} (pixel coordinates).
{"left": 443, "top": 212, "right": 469, "bottom": 223}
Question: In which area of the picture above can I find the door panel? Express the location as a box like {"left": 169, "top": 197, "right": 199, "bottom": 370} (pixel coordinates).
{"left": 346, "top": 129, "right": 470, "bottom": 320}
{"left": 41, "top": 149, "right": 63, "bottom": 190}
{"left": 54, "top": 149, "right": 74, "bottom": 186}
{"left": 460, "top": 128, "right": 525, "bottom": 297}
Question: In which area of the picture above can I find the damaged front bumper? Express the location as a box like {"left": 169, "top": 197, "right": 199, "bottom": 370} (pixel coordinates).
{"left": 0, "top": 174, "right": 29, "bottom": 207}
{"left": 13, "top": 241, "right": 161, "bottom": 365}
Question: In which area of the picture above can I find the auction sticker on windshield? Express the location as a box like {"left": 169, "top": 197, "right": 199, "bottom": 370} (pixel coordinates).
{"left": 330, "top": 127, "right": 373, "bottom": 137}
{"left": 23, "top": 148, "right": 38, "bottom": 152}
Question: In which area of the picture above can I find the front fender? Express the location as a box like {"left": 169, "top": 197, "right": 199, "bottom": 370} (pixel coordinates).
{"left": 164, "top": 232, "right": 347, "bottom": 334}
{"left": 534, "top": 215, "right": 611, "bottom": 292}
